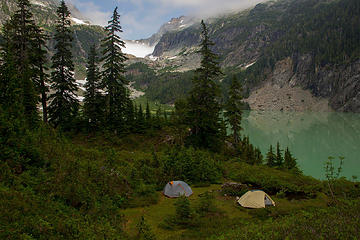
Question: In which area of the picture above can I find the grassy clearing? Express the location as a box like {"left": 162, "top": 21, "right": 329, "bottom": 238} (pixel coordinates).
{"left": 134, "top": 96, "right": 174, "bottom": 113}
{"left": 123, "top": 184, "right": 329, "bottom": 240}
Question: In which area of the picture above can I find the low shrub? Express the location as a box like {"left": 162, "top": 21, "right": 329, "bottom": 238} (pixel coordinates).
{"left": 210, "top": 200, "right": 360, "bottom": 240}
{"left": 224, "top": 160, "right": 323, "bottom": 198}
{"left": 159, "top": 147, "right": 222, "bottom": 184}
{"left": 221, "top": 182, "right": 249, "bottom": 197}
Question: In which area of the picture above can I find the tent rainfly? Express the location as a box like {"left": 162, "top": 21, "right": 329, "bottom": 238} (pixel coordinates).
{"left": 163, "top": 181, "right": 193, "bottom": 198}
{"left": 237, "top": 190, "right": 275, "bottom": 208}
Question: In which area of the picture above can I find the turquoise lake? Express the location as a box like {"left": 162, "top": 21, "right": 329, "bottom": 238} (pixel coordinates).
{"left": 241, "top": 111, "right": 360, "bottom": 180}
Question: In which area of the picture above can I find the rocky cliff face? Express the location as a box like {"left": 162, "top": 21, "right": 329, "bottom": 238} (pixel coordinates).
{"left": 247, "top": 55, "right": 360, "bottom": 112}
{"left": 146, "top": 0, "right": 360, "bottom": 112}
{"left": 138, "top": 16, "right": 197, "bottom": 48}
{"left": 290, "top": 55, "right": 360, "bottom": 112}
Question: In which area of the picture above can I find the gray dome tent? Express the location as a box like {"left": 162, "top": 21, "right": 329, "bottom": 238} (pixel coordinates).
{"left": 163, "top": 181, "right": 193, "bottom": 198}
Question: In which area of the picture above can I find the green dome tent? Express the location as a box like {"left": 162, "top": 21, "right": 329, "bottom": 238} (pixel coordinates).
{"left": 163, "top": 181, "right": 193, "bottom": 198}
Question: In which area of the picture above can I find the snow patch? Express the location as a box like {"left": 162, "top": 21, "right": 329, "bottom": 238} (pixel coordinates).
{"left": 71, "top": 17, "right": 89, "bottom": 25}
{"left": 244, "top": 61, "right": 257, "bottom": 69}
{"left": 179, "top": 24, "right": 186, "bottom": 28}
{"left": 76, "top": 96, "right": 85, "bottom": 102}
{"left": 31, "top": 0, "right": 46, "bottom": 7}
{"left": 148, "top": 55, "right": 158, "bottom": 61}
{"left": 76, "top": 79, "right": 87, "bottom": 86}
{"left": 123, "top": 40, "right": 155, "bottom": 58}
{"left": 168, "top": 56, "right": 177, "bottom": 60}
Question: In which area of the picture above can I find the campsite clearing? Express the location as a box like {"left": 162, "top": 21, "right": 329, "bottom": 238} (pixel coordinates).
{"left": 123, "top": 184, "right": 328, "bottom": 239}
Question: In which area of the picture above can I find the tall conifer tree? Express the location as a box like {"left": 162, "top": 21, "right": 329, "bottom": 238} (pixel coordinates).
{"left": 276, "top": 142, "right": 284, "bottom": 167}
{"left": 84, "top": 44, "right": 103, "bottom": 130}
{"left": 48, "top": 0, "right": 79, "bottom": 128}
{"left": 266, "top": 145, "right": 276, "bottom": 167}
{"left": 101, "top": 7, "right": 130, "bottom": 133}
{"left": 32, "top": 27, "right": 49, "bottom": 123}
{"left": 136, "top": 104, "right": 145, "bottom": 132}
{"left": 186, "top": 20, "right": 224, "bottom": 151}
{"left": 5, "top": 0, "right": 39, "bottom": 125}
{"left": 0, "top": 23, "right": 24, "bottom": 118}
{"left": 225, "top": 75, "right": 243, "bottom": 144}
{"left": 284, "top": 147, "right": 297, "bottom": 170}
{"left": 146, "top": 101, "right": 151, "bottom": 127}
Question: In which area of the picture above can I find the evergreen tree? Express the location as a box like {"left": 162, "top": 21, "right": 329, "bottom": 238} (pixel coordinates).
{"left": 186, "top": 20, "right": 224, "bottom": 151}
{"left": 145, "top": 101, "right": 151, "bottom": 126}
{"left": 101, "top": 7, "right": 130, "bottom": 133}
{"left": 224, "top": 75, "right": 243, "bottom": 144}
{"left": 0, "top": 23, "right": 24, "bottom": 119}
{"left": 32, "top": 27, "right": 49, "bottom": 123}
{"left": 136, "top": 104, "right": 145, "bottom": 132}
{"left": 0, "top": 26, "right": 26, "bottom": 161}
{"left": 254, "top": 147, "right": 263, "bottom": 165}
{"left": 124, "top": 97, "right": 135, "bottom": 132}
{"left": 136, "top": 215, "right": 156, "bottom": 240}
{"left": 48, "top": 0, "right": 79, "bottom": 128}
{"left": 276, "top": 142, "right": 284, "bottom": 167}
{"left": 154, "top": 105, "right": 162, "bottom": 129}
{"left": 5, "top": 0, "right": 39, "bottom": 125}
{"left": 284, "top": 147, "right": 298, "bottom": 170}
{"left": 83, "top": 44, "right": 103, "bottom": 130}
{"left": 174, "top": 196, "right": 192, "bottom": 225}
{"left": 266, "top": 145, "right": 276, "bottom": 167}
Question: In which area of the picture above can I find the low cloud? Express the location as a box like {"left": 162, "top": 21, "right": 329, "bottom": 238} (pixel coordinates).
{"left": 68, "top": 0, "right": 267, "bottom": 39}
{"left": 67, "top": 0, "right": 111, "bottom": 26}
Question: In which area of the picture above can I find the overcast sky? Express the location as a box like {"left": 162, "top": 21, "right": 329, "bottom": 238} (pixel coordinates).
{"left": 68, "top": 0, "right": 265, "bottom": 40}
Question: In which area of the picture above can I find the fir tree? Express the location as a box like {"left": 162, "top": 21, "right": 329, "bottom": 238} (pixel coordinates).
{"left": 154, "top": 105, "right": 162, "bottom": 129}
{"left": 284, "top": 147, "right": 297, "bottom": 170}
{"left": 83, "top": 44, "right": 103, "bottom": 130}
{"left": 32, "top": 27, "right": 49, "bottom": 123}
{"left": 137, "top": 215, "right": 156, "bottom": 240}
{"left": 136, "top": 104, "right": 145, "bottom": 132}
{"left": 186, "top": 20, "right": 224, "bottom": 151}
{"left": 276, "top": 142, "right": 284, "bottom": 167}
{"left": 145, "top": 101, "right": 151, "bottom": 127}
{"left": 0, "top": 22, "right": 24, "bottom": 119}
{"left": 5, "top": 0, "right": 39, "bottom": 125}
{"left": 266, "top": 145, "right": 276, "bottom": 167}
{"left": 175, "top": 196, "right": 193, "bottom": 225}
{"left": 254, "top": 147, "right": 263, "bottom": 165}
{"left": 225, "top": 75, "right": 243, "bottom": 144}
{"left": 48, "top": 0, "right": 79, "bottom": 128}
{"left": 124, "top": 97, "right": 135, "bottom": 132}
{"left": 101, "top": 7, "right": 130, "bottom": 133}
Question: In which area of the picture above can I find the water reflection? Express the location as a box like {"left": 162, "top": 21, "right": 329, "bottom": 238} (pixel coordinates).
{"left": 241, "top": 111, "right": 360, "bottom": 179}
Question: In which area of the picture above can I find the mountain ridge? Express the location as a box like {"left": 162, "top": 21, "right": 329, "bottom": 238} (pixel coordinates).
{"left": 130, "top": 0, "right": 360, "bottom": 112}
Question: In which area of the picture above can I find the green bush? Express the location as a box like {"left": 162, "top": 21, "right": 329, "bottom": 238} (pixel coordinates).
{"left": 210, "top": 200, "right": 360, "bottom": 240}
{"left": 196, "top": 191, "right": 219, "bottom": 216}
{"left": 160, "top": 147, "right": 222, "bottom": 184}
{"left": 161, "top": 196, "right": 198, "bottom": 230}
{"left": 224, "top": 160, "right": 323, "bottom": 198}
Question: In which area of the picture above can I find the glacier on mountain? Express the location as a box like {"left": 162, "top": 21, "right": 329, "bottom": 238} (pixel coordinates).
{"left": 123, "top": 40, "right": 155, "bottom": 58}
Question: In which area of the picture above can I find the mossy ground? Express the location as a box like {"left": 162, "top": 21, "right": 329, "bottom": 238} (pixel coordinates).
{"left": 123, "top": 184, "right": 328, "bottom": 240}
